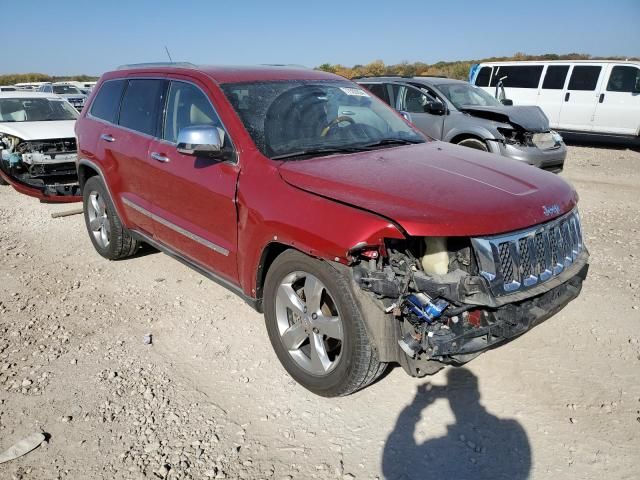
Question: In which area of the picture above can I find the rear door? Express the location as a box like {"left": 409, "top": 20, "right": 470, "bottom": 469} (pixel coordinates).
{"left": 537, "top": 64, "right": 570, "bottom": 128}
{"left": 99, "top": 78, "right": 168, "bottom": 234}
{"left": 146, "top": 78, "right": 240, "bottom": 282}
{"left": 592, "top": 64, "right": 640, "bottom": 135}
{"left": 558, "top": 65, "right": 603, "bottom": 131}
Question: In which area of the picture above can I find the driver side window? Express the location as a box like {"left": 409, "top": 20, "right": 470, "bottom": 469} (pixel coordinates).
{"left": 163, "top": 81, "right": 224, "bottom": 144}
{"left": 401, "top": 86, "right": 431, "bottom": 113}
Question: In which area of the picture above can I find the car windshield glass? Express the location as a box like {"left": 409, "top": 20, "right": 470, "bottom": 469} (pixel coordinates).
{"left": 0, "top": 97, "right": 79, "bottom": 122}
{"left": 221, "top": 80, "right": 425, "bottom": 159}
{"left": 436, "top": 83, "right": 502, "bottom": 109}
{"left": 53, "top": 85, "right": 81, "bottom": 95}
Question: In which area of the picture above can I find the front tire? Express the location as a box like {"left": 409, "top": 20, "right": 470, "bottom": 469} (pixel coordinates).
{"left": 83, "top": 176, "right": 139, "bottom": 260}
{"left": 264, "top": 250, "right": 386, "bottom": 397}
{"left": 456, "top": 137, "right": 488, "bottom": 151}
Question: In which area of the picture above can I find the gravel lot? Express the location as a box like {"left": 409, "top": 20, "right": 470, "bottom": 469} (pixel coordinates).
{"left": 1, "top": 145, "right": 639, "bottom": 480}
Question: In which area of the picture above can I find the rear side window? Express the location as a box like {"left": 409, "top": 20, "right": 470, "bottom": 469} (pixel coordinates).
{"left": 542, "top": 65, "right": 569, "bottom": 89}
{"left": 475, "top": 67, "right": 492, "bottom": 87}
{"left": 607, "top": 66, "right": 640, "bottom": 92}
{"left": 364, "top": 84, "right": 391, "bottom": 105}
{"left": 118, "top": 79, "right": 166, "bottom": 136}
{"left": 90, "top": 80, "right": 125, "bottom": 123}
{"left": 163, "top": 81, "right": 223, "bottom": 144}
{"left": 568, "top": 66, "right": 601, "bottom": 91}
{"left": 490, "top": 65, "right": 543, "bottom": 88}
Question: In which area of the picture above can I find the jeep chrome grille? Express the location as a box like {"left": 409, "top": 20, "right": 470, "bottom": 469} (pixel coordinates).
{"left": 471, "top": 209, "right": 584, "bottom": 296}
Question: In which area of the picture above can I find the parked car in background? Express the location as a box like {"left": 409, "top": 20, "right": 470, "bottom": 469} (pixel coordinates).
{"left": 470, "top": 60, "right": 640, "bottom": 144}
{"left": 0, "top": 91, "right": 80, "bottom": 200}
{"left": 37, "top": 82, "right": 87, "bottom": 111}
{"left": 358, "top": 76, "right": 566, "bottom": 172}
{"left": 74, "top": 63, "right": 588, "bottom": 396}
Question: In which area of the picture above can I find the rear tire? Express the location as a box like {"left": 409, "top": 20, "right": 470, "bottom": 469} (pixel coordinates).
{"left": 83, "top": 176, "right": 139, "bottom": 260}
{"left": 264, "top": 250, "right": 386, "bottom": 397}
{"left": 456, "top": 137, "right": 488, "bottom": 151}
{"left": 0, "top": 176, "right": 8, "bottom": 186}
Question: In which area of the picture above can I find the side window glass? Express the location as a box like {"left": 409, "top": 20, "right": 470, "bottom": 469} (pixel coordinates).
{"left": 542, "top": 65, "right": 569, "bottom": 89}
{"left": 163, "top": 81, "right": 224, "bottom": 144}
{"left": 403, "top": 87, "right": 429, "bottom": 113}
{"left": 475, "top": 67, "right": 492, "bottom": 87}
{"left": 364, "top": 84, "right": 391, "bottom": 105}
{"left": 568, "top": 66, "right": 601, "bottom": 91}
{"left": 118, "top": 79, "right": 165, "bottom": 136}
{"left": 89, "top": 80, "right": 126, "bottom": 123}
{"left": 606, "top": 66, "right": 640, "bottom": 92}
{"left": 490, "top": 66, "right": 543, "bottom": 88}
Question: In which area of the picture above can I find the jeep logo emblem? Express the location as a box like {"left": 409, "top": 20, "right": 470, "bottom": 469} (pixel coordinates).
{"left": 542, "top": 204, "right": 561, "bottom": 216}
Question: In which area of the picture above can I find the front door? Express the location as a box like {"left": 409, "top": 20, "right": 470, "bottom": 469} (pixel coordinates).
{"left": 592, "top": 64, "right": 640, "bottom": 135}
{"left": 558, "top": 65, "right": 603, "bottom": 131}
{"left": 537, "top": 64, "right": 570, "bottom": 128}
{"left": 397, "top": 85, "right": 445, "bottom": 139}
{"left": 146, "top": 79, "right": 240, "bottom": 283}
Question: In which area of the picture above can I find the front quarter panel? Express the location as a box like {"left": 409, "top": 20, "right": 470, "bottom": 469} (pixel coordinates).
{"left": 236, "top": 151, "right": 405, "bottom": 296}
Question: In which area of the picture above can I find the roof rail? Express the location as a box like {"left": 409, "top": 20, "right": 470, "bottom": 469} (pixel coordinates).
{"left": 352, "top": 74, "right": 449, "bottom": 80}
{"left": 116, "top": 62, "right": 198, "bottom": 70}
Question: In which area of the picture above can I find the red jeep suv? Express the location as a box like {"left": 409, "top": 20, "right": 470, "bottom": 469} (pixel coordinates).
{"left": 75, "top": 63, "right": 588, "bottom": 396}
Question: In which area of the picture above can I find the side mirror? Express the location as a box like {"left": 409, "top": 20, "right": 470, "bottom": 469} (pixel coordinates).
{"left": 399, "top": 111, "right": 412, "bottom": 122}
{"left": 176, "top": 125, "right": 224, "bottom": 157}
{"left": 501, "top": 99, "right": 514, "bottom": 106}
{"left": 424, "top": 101, "right": 446, "bottom": 115}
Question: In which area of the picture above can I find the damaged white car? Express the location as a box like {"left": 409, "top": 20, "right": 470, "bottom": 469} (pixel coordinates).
{"left": 0, "top": 92, "right": 80, "bottom": 201}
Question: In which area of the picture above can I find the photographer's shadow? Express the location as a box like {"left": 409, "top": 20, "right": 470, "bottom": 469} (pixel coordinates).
{"left": 382, "top": 368, "right": 531, "bottom": 480}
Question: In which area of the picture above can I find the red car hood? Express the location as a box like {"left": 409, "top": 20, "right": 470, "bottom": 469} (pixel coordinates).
{"left": 277, "top": 141, "right": 578, "bottom": 237}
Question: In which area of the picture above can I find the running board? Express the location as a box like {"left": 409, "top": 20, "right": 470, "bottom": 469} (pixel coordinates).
{"left": 130, "top": 230, "right": 262, "bottom": 312}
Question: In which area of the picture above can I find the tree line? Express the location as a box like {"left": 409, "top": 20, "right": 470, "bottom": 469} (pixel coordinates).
{"left": 0, "top": 73, "right": 99, "bottom": 85}
{"left": 2, "top": 53, "right": 637, "bottom": 85}
{"left": 316, "top": 53, "right": 639, "bottom": 80}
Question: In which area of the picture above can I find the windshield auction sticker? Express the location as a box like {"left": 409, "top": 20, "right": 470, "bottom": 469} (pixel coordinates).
{"left": 339, "top": 87, "right": 370, "bottom": 97}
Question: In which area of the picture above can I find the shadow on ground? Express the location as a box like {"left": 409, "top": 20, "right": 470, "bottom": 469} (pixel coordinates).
{"left": 382, "top": 368, "right": 531, "bottom": 480}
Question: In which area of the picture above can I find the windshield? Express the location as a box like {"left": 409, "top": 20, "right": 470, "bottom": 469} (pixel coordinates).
{"left": 0, "top": 97, "right": 79, "bottom": 122}
{"left": 436, "top": 83, "right": 502, "bottom": 109}
{"left": 221, "top": 80, "right": 425, "bottom": 159}
{"left": 53, "top": 85, "right": 81, "bottom": 95}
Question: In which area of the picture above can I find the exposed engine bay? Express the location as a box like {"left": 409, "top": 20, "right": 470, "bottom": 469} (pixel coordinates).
{"left": 0, "top": 134, "right": 80, "bottom": 197}
{"left": 350, "top": 222, "right": 588, "bottom": 376}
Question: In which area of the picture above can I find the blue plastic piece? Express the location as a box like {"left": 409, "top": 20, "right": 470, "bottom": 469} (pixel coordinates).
{"left": 405, "top": 294, "right": 448, "bottom": 323}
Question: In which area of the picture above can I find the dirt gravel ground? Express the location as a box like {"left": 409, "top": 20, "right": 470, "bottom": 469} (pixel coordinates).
{"left": 1, "top": 145, "right": 639, "bottom": 480}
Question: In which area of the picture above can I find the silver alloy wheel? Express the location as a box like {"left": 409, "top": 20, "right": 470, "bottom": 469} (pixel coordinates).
{"left": 275, "top": 271, "right": 344, "bottom": 376}
{"left": 87, "top": 191, "right": 110, "bottom": 248}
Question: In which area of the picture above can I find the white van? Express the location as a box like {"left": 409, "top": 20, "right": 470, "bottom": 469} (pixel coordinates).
{"left": 469, "top": 60, "right": 640, "bottom": 143}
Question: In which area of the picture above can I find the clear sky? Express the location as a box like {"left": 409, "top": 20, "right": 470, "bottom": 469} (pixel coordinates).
{"left": 3, "top": 0, "right": 639, "bottom": 76}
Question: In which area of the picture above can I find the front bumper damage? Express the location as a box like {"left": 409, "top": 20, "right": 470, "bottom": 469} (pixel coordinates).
{"left": 0, "top": 135, "right": 81, "bottom": 201}
{"left": 349, "top": 209, "right": 589, "bottom": 377}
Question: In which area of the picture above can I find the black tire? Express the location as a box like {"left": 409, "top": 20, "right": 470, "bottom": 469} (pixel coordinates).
{"left": 83, "top": 176, "right": 139, "bottom": 260}
{"left": 264, "top": 250, "right": 386, "bottom": 397}
{"left": 0, "top": 176, "right": 8, "bottom": 186}
{"left": 456, "top": 137, "right": 488, "bottom": 151}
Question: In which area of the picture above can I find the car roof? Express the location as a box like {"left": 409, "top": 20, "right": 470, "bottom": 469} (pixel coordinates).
{"left": 0, "top": 91, "right": 62, "bottom": 100}
{"left": 109, "top": 63, "right": 344, "bottom": 84}
{"left": 356, "top": 76, "right": 468, "bottom": 86}
{"left": 479, "top": 59, "right": 638, "bottom": 65}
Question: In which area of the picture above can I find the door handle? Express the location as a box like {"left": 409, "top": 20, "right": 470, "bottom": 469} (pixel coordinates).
{"left": 150, "top": 152, "right": 170, "bottom": 163}
{"left": 100, "top": 133, "right": 115, "bottom": 142}
{"left": 599, "top": 93, "right": 605, "bottom": 103}
{"left": 564, "top": 92, "right": 570, "bottom": 102}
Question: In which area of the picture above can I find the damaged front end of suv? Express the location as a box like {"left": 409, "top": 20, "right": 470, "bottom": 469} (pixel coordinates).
{"left": 350, "top": 209, "right": 588, "bottom": 377}
{"left": 0, "top": 93, "right": 81, "bottom": 202}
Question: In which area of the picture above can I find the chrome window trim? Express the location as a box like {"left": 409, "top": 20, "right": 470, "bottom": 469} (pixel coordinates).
{"left": 471, "top": 209, "right": 585, "bottom": 297}
{"left": 121, "top": 197, "right": 230, "bottom": 256}
{"left": 87, "top": 76, "right": 237, "bottom": 162}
